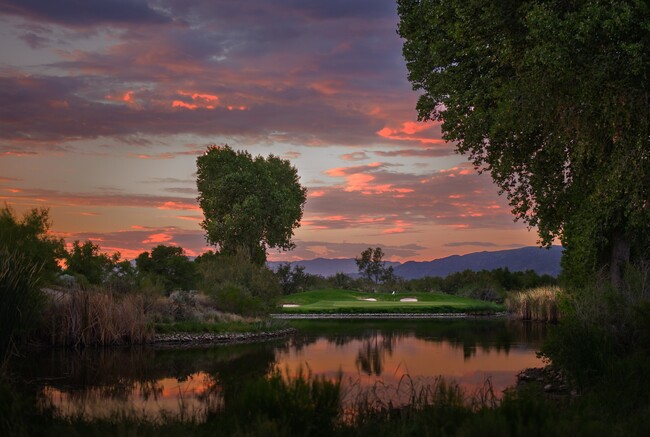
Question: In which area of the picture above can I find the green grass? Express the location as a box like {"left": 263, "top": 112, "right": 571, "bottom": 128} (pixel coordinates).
{"left": 277, "top": 289, "right": 503, "bottom": 314}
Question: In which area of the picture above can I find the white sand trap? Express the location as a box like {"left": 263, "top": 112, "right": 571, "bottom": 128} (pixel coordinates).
{"left": 400, "top": 298, "right": 418, "bottom": 302}
{"left": 282, "top": 304, "right": 300, "bottom": 308}
{"left": 360, "top": 298, "right": 377, "bottom": 302}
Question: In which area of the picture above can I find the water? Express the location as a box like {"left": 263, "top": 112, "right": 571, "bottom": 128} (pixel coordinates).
{"left": 11, "top": 319, "right": 546, "bottom": 421}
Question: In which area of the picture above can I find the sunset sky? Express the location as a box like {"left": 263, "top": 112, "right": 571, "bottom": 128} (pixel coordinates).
{"left": 0, "top": 0, "right": 539, "bottom": 262}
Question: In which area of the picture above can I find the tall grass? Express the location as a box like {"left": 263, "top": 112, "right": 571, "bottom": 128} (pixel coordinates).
{"left": 505, "top": 286, "right": 561, "bottom": 322}
{"left": 44, "top": 287, "right": 153, "bottom": 347}
{"left": 0, "top": 248, "right": 42, "bottom": 365}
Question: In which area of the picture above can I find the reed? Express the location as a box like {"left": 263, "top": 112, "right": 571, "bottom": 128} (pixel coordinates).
{"left": 505, "top": 286, "right": 562, "bottom": 322}
{"left": 0, "top": 248, "right": 42, "bottom": 364}
{"left": 44, "top": 287, "right": 153, "bottom": 347}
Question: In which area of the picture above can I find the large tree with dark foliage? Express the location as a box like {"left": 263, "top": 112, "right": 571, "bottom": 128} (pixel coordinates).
{"left": 196, "top": 145, "right": 307, "bottom": 265}
{"left": 397, "top": 0, "right": 650, "bottom": 286}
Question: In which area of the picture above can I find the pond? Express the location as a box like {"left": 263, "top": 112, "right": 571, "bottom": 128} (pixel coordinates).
{"left": 10, "top": 319, "right": 547, "bottom": 422}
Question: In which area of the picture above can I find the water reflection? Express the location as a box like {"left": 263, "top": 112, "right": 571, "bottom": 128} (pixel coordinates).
{"left": 11, "top": 319, "right": 547, "bottom": 421}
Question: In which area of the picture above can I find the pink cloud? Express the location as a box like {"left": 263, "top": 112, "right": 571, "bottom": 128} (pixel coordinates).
{"left": 377, "top": 120, "right": 446, "bottom": 145}
{"left": 143, "top": 233, "right": 174, "bottom": 244}
{"left": 158, "top": 201, "right": 200, "bottom": 211}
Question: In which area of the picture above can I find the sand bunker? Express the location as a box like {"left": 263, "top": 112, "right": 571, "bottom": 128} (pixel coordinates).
{"left": 360, "top": 298, "right": 377, "bottom": 302}
{"left": 400, "top": 298, "right": 418, "bottom": 302}
{"left": 282, "top": 304, "right": 300, "bottom": 308}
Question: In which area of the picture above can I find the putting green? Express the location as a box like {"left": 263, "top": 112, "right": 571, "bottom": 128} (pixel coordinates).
{"left": 277, "top": 289, "right": 502, "bottom": 314}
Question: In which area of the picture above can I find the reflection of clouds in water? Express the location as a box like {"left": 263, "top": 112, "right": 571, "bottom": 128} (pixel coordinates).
{"left": 42, "top": 372, "right": 223, "bottom": 422}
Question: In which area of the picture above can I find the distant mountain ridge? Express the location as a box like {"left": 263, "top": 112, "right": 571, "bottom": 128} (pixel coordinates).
{"left": 267, "top": 246, "right": 563, "bottom": 279}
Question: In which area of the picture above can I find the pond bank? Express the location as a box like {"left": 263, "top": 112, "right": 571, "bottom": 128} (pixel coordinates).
{"left": 151, "top": 327, "right": 296, "bottom": 346}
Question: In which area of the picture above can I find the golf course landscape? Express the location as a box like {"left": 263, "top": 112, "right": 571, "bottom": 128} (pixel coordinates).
{"left": 277, "top": 289, "right": 503, "bottom": 314}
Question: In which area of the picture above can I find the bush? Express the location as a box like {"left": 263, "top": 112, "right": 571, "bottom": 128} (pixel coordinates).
{"left": 198, "top": 252, "right": 281, "bottom": 316}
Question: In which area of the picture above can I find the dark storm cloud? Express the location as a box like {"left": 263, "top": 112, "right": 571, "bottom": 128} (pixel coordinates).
{"left": 0, "top": 0, "right": 170, "bottom": 26}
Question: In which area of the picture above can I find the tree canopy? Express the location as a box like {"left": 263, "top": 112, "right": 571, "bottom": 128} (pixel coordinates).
{"left": 0, "top": 205, "right": 66, "bottom": 282}
{"left": 196, "top": 145, "right": 307, "bottom": 265}
{"left": 66, "top": 240, "right": 119, "bottom": 286}
{"left": 135, "top": 245, "right": 196, "bottom": 292}
{"left": 355, "top": 247, "right": 394, "bottom": 285}
{"left": 397, "top": 0, "right": 650, "bottom": 285}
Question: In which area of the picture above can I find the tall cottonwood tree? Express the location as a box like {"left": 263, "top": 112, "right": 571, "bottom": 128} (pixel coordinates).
{"left": 398, "top": 0, "right": 650, "bottom": 286}
{"left": 196, "top": 145, "right": 307, "bottom": 265}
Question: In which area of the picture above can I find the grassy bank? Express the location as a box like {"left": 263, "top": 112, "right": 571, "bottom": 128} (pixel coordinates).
{"left": 277, "top": 289, "right": 503, "bottom": 314}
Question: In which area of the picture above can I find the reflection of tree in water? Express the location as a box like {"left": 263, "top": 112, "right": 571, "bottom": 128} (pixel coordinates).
{"left": 10, "top": 340, "right": 281, "bottom": 410}
{"left": 289, "top": 319, "right": 547, "bottom": 362}
{"left": 355, "top": 332, "right": 397, "bottom": 376}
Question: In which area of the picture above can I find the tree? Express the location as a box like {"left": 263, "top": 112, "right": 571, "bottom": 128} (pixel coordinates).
{"left": 0, "top": 205, "right": 66, "bottom": 283}
{"left": 397, "top": 1, "right": 650, "bottom": 286}
{"left": 135, "top": 245, "right": 195, "bottom": 292}
{"left": 355, "top": 247, "right": 394, "bottom": 286}
{"left": 274, "top": 263, "right": 314, "bottom": 295}
{"left": 66, "top": 240, "right": 119, "bottom": 286}
{"left": 196, "top": 145, "right": 307, "bottom": 265}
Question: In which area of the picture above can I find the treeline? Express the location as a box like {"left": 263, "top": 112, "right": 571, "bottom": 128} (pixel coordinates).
{"left": 272, "top": 263, "right": 556, "bottom": 303}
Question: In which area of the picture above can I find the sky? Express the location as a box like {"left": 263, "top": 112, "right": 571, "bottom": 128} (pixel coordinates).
{"left": 0, "top": 0, "right": 539, "bottom": 262}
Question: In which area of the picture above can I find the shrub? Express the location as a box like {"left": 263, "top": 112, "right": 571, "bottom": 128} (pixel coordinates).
{"left": 542, "top": 263, "right": 650, "bottom": 393}
{"left": 198, "top": 252, "right": 281, "bottom": 316}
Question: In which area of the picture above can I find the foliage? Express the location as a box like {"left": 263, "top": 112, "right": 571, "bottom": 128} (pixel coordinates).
{"left": 355, "top": 247, "right": 394, "bottom": 286}
{"left": 542, "top": 262, "right": 650, "bottom": 391}
{"left": 196, "top": 145, "right": 307, "bottom": 265}
{"left": 198, "top": 251, "right": 281, "bottom": 316}
{"left": 105, "top": 259, "right": 138, "bottom": 294}
{"left": 136, "top": 245, "right": 196, "bottom": 293}
{"left": 403, "top": 268, "right": 556, "bottom": 302}
{"left": 0, "top": 248, "right": 43, "bottom": 364}
{"left": 0, "top": 205, "right": 65, "bottom": 283}
{"left": 397, "top": 0, "right": 650, "bottom": 286}
{"left": 65, "top": 240, "right": 119, "bottom": 286}
{"left": 273, "top": 263, "right": 317, "bottom": 295}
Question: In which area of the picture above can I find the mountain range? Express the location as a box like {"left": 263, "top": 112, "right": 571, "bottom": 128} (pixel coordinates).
{"left": 267, "top": 246, "right": 563, "bottom": 279}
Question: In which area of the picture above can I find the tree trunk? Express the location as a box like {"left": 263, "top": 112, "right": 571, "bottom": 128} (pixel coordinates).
{"left": 610, "top": 229, "right": 630, "bottom": 289}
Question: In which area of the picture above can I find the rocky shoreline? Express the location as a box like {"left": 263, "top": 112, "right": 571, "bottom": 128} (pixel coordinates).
{"left": 516, "top": 366, "right": 579, "bottom": 398}
{"left": 150, "top": 327, "right": 296, "bottom": 347}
